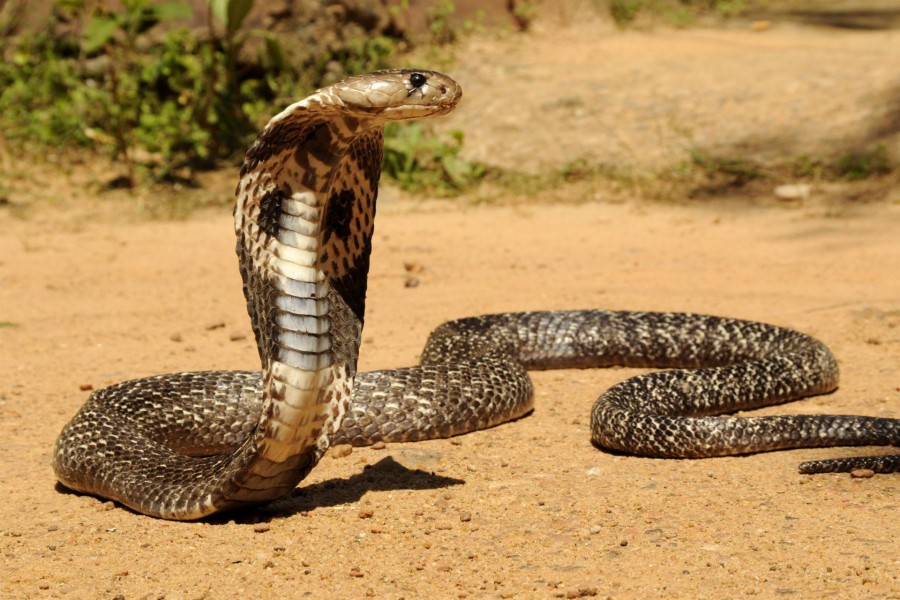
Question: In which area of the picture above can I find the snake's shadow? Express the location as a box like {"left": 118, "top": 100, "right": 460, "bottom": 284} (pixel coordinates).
{"left": 220, "top": 456, "right": 464, "bottom": 523}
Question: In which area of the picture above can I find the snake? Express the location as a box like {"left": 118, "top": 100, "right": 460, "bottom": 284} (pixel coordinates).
{"left": 53, "top": 69, "right": 899, "bottom": 520}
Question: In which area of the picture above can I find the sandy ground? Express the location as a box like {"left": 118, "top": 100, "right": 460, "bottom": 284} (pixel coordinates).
{"left": 443, "top": 23, "right": 900, "bottom": 174}
{"left": 2, "top": 20, "right": 900, "bottom": 600}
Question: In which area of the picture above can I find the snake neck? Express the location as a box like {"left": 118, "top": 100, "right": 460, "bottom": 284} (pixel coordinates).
{"left": 228, "top": 98, "right": 383, "bottom": 495}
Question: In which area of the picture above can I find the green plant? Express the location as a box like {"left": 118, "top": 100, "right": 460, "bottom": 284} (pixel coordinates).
{"left": 383, "top": 123, "right": 487, "bottom": 195}
{"left": 510, "top": 1, "right": 536, "bottom": 30}
{"left": 689, "top": 148, "right": 764, "bottom": 185}
{"left": 0, "top": 0, "right": 309, "bottom": 185}
{"left": 685, "top": 0, "right": 748, "bottom": 18}
{"left": 0, "top": 0, "right": 484, "bottom": 199}
{"left": 426, "top": 0, "right": 458, "bottom": 45}
{"left": 791, "top": 154, "right": 823, "bottom": 180}
{"left": 610, "top": 0, "right": 644, "bottom": 27}
{"left": 833, "top": 145, "right": 892, "bottom": 181}
{"left": 0, "top": 36, "right": 101, "bottom": 146}
{"left": 610, "top": 0, "right": 759, "bottom": 28}
{"left": 79, "top": 0, "right": 195, "bottom": 185}
{"left": 329, "top": 35, "right": 399, "bottom": 79}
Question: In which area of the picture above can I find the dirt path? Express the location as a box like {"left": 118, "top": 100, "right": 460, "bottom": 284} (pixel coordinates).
{"left": 444, "top": 22, "right": 900, "bottom": 174}
{"left": 2, "top": 21, "right": 899, "bottom": 600}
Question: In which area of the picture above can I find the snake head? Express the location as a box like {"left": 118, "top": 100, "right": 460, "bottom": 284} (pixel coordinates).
{"left": 327, "top": 69, "right": 463, "bottom": 121}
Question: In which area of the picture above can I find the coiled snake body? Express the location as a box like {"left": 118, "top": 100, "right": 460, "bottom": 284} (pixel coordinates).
{"left": 53, "top": 70, "right": 899, "bottom": 520}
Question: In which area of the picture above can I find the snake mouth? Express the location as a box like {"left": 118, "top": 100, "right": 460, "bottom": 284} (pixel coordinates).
{"left": 371, "top": 86, "right": 462, "bottom": 120}
{"left": 378, "top": 100, "right": 460, "bottom": 120}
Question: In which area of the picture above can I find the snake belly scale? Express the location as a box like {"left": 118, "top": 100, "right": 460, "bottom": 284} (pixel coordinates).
{"left": 53, "top": 70, "right": 899, "bottom": 520}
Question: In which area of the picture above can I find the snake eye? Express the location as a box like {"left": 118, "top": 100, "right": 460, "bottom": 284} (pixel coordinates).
{"left": 409, "top": 72, "right": 427, "bottom": 89}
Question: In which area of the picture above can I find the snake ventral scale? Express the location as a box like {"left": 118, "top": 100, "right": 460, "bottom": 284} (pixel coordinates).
{"left": 53, "top": 70, "right": 899, "bottom": 520}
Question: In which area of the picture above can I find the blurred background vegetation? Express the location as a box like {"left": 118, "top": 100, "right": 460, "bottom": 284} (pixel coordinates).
{"left": 0, "top": 0, "right": 499, "bottom": 194}
{"left": 0, "top": 0, "right": 896, "bottom": 199}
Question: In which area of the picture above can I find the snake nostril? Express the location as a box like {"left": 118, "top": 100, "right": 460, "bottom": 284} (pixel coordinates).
{"left": 440, "top": 86, "right": 447, "bottom": 94}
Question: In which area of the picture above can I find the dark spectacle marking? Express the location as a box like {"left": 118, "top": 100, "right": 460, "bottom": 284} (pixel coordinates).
{"left": 258, "top": 187, "right": 287, "bottom": 238}
{"left": 322, "top": 189, "right": 355, "bottom": 245}
{"left": 330, "top": 236, "right": 371, "bottom": 323}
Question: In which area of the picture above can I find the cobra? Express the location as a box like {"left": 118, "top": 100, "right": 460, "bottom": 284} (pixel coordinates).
{"left": 53, "top": 70, "right": 898, "bottom": 520}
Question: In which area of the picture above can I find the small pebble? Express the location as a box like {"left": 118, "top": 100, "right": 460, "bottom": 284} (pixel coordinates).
{"left": 850, "top": 469, "right": 875, "bottom": 479}
{"left": 229, "top": 332, "right": 247, "bottom": 341}
{"left": 358, "top": 508, "right": 375, "bottom": 519}
{"left": 371, "top": 441, "right": 386, "bottom": 450}
{"left": 253, "top": 523, "right": 271, "bottom": 533}
{"left": 330, "top": 445, "right": 353, "bottom": 459}
{"left": 169, "top": 333, "right": 183, "bottom": 342}
{"left": 459, "top": 512, "right": 472, "bottom": 522}
{"left": 404, "top": 277, "right": 420, "bottom": 288}
{"left": 620, "top": 540, "right": 628, "bottom": 547}
{"left": 78, "top": 383, "right": 93, "bottom": 391}
{"left": 206, "top": 322, "right": 226, "bottom": 330}
{"left": 350, "top": 567, "right": 364, "bottom": 578}
{"left": 774, "top": 183, "right": 811, "bottom": 201}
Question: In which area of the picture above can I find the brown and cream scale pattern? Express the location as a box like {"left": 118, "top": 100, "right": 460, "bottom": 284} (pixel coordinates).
{"left": 53, "top": 70, "right": 897, "bottom": 521}
{"left": 53, "top": 70, "right": 462, "bottom": 519}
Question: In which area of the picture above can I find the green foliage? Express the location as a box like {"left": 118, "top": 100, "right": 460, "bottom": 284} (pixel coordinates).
{"left": 329, "top": 35, "right": 399, "bottom": 79}
{"left": 791, "top": 155, "right": 821, "bottom": 179}
{"left": 686, "top": 0, "right": 748, "bottom": 18}
{"left": 511, "top": 1, "right": 537, "bottom": 28}
{"left": 0, "top": 0, "right": 473, "bottom": 196}
{"left": 0, "top": 0, "right": 381, "bottom": 187}
{"left": 210, "top": 0, "right": 254, "bottom": 34}
{"left": 688, "top": 148, "right": 763, "bottom": 186}
{"left": 610, "top": 0, "right": 644, "bottom": 27}
{"left": 787, "top": 147, "right": 895, "bottom": 183}
{"left": 610, "top": 0, "right": 757, "bottom": 28}
{"left": 426, "top": 0, "right": 459, "bottom": 45}
{"left": 0, "top": 0, "right": 302, "bottom": 185}
{"left": 383, "top": 123, "right": 487, "bottom": 195}
{"left": 833, "top": 145, "right": 892, "bottom": 181}
{"left": 0, "top": 36, "right": 102, "bottom": 146}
